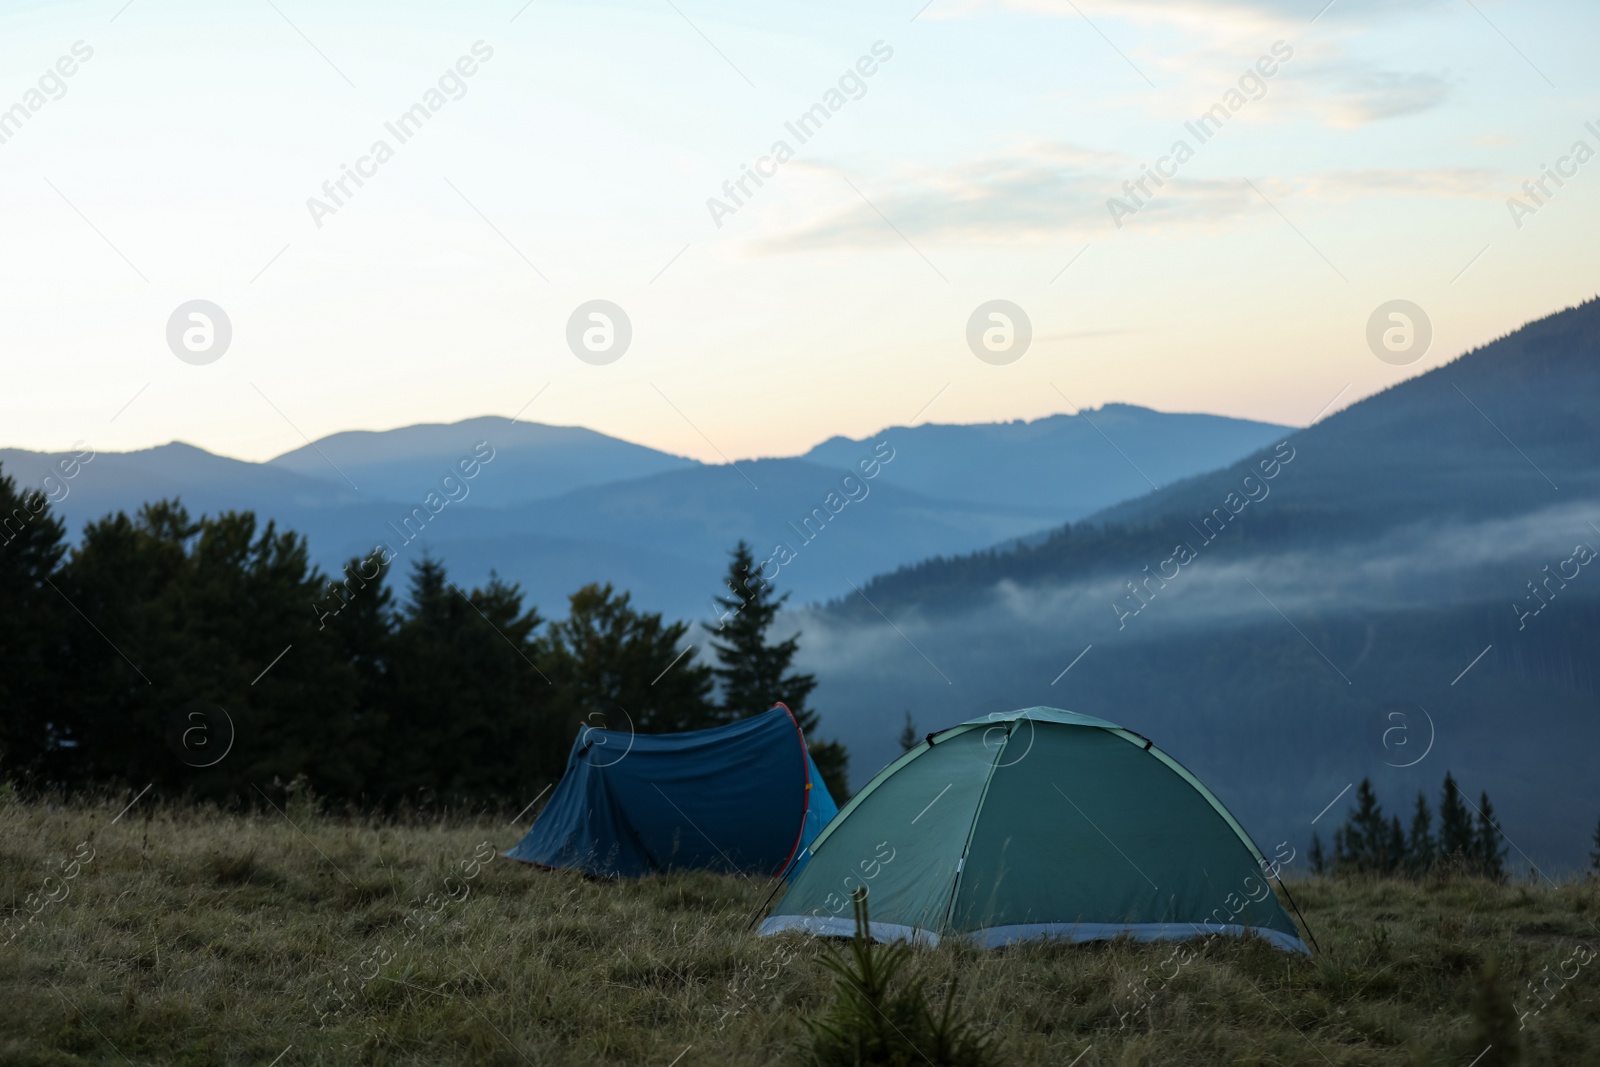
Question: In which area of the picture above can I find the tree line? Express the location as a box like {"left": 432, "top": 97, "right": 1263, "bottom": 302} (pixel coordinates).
{"left": 1309, "top": 774, "right": 1510, "bottom": 880}
{"left": 0, "top": 466, "right": 847, "bottom": 807}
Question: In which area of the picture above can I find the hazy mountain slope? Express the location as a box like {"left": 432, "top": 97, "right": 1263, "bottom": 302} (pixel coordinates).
{"left": 325, "top": 456, "right": 1056, "bottom": 621}
{"left": 796, "top": 574, "right": 1600, "bottom": 869}
{"left": 1092, "top": 298, "right": 1600, "bottom": 528}
{"left": 803, "top": 406, "right": 1290, "bottom": 520}
{"left": 266, "top": 416, "right": 700, "bottom": 507}
{"left": 4, "top": 407, "right": 1299, "bottom": 620}
{"left": 0, "top": 442, "right": 361, "bottom": 530}
{"left": 841, "top": 296, "right": 1600, "bottom": 616}
{"left": 800, "top": 298, "right": 1600, "bottom": 869}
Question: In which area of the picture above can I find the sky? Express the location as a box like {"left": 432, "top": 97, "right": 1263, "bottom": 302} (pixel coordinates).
{"left": 2, "top": 0, "right": 1598, "bottom": 464}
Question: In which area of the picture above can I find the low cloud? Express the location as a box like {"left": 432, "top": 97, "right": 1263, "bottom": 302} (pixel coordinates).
{"left": 756, "top": 146, "right": 1117, "bottom": 251}
{"left": 797, "top": 499, "right": 1600, "bottom": 676}
{"left": 1326, "top": 70, "right": 1453, "bottom": 126}
{"left": 952, "top": 0, "right": 1446, "bottom": 27}
{"left": 1266, "top": 167, "right": 1502, "bottom": 201}
{"left": 758, "top": 142, "right": 1502, "bottom": 252}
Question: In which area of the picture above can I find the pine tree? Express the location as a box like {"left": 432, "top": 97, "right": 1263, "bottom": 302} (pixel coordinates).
{"left": 705, "top": 542, "right": 817, "bottom": 724}
{"left": 0, "top": 464, "right": 70, "bottom": 779}
{"left": 546, "top": 582, "right": 716, "bottom": 736}
{"left": 1591, "top": 816, "right": 1600, "bottom": 875}
{"left": 1331, "top": 825, "right": 1353, "bottom": 875}
{"left": 1341, "top": 779, "right": 1388, "bottom": 873}
{"left": 898, "top": 711, "right": 918, "bottom": 752}
{"left": 1476, "top": 792, "right": 1507, "bottom": 882}
{"left": 1308, "top": 831, "right": 1326, "bottom": 876}
{"left": 1407, "top": 791, "right": 1436, "bottom": 877}
{"left": 535, "top": 577, "right": 715, "bottom": 792}
{"left": 1386, "top": 815, "right": 1406, "bottom": 876}
{"left": 1438, "top": 771, "right": 1475, "bottom": 867}
{"left": 703, "top": 541, "right": 848, "bottom": 800}
{"left": 380, "top": 558, "right": 554, "bottom": 802}
{"left": 59, "top": 503, "right": 349, "bottom": 798}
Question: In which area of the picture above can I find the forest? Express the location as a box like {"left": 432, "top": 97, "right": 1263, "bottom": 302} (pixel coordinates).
{"left": 0, "top": 465, "right": 847, "bottom": 808}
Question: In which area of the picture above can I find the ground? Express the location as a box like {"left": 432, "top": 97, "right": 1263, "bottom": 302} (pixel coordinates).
{"left": 2, "top": 791, "right": 1597, "bottom": 1066}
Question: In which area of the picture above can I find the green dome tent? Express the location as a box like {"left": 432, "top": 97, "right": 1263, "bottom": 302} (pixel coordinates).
{"left": 759, "top": 707, "right": 1311, "bottom": 954}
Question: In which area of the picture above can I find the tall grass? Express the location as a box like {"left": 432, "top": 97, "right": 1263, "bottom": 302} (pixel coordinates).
{"left": 2, "top": 791, "right": 1597, "bottom": 1065}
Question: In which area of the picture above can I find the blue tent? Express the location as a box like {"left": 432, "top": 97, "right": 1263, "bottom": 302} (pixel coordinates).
{"left": 505, "top": 704, "right": 838, "bottom": 878}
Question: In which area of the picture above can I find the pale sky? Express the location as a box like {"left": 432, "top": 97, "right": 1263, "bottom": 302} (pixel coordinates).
{"left": 2, "top": 0, "right": 1597, "bottom": 463}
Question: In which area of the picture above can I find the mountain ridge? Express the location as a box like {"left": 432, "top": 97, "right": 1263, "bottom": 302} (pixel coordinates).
{"left": 1, "top": 405, "right": 1293, "bottom": 622}
{"left": 835, "top": 296, "right": 1600, "bottom": 617}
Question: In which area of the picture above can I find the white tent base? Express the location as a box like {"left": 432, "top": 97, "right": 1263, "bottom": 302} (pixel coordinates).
{"left": 759, "top": 914, "right": 1310, "bottom": 955}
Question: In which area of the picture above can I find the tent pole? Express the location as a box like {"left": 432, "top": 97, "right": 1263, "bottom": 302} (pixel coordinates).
{"left": 746, "top": 870, "right": 791, "bottom": 932}
{"left": 1272, "top": 874, "right": 1321, "bottom": 954}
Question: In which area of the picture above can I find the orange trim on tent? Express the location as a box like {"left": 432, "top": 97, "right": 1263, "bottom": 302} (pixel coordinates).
{"left": 771, "top": 701, "right": 814, "bottom": 879}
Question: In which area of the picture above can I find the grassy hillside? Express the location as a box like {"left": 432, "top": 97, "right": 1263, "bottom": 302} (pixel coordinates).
{"left": 4, "top": 792, "right": 1598, "bottom": 1066}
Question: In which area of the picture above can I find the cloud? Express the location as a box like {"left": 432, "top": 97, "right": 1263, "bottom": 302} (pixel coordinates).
{"left": 928, "top": 1, "right": 1458, "bottom": 132}
{"left": 947, "top": 0, "right": 1447, "bottom": 27}
{"left": 797, "top": 499, "right": 1600, "bottom": 670}
{"left": 1323, "top": 70, "right": 1454, "bottom": 126}
{"left": 1268, "top": 167, "right": 1502, "bottom": 201}
{"left": 755, "top": 142, "right": 1503, "bottom": 252}
{"left": 756, "top": 145, "right": 1122, "bottom": 250}
{"left": 755, "top": 142, "right": 1290, "bottom": 252}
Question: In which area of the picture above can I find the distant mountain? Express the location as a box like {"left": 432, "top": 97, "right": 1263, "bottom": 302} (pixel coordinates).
{"left": 0, "top": 408, "right": 1291, "bottom": 624}
{"left": 367, "top": 456, "right": 1056, "bottom": 623}
{"left": 1091, "top": 303, "right": 1600, "bottom": 531}
{"left": 0, "top": 441, "right": 360, "bottom": 523}
{"left": 803, "top": 406, "right": 1289, "bottom": 521}
{"left": 801, "top": 297, "right": 1600, "bottom": 870}
{"left": 840, "top": 297, "right": 1600, "bottom": 615}
{"left": 266, "top": 416, "right": 700, "bottom": 507}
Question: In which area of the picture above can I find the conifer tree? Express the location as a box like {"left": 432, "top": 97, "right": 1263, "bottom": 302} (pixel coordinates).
{"left": 1591, "top": 816, "right": 1600, "bottom": 875}
{"left": 380, "top": 557, "right": 555, "bottom": 801}
{"left": 704, "top": 541, "right": 849, "bottom": 800}
{"left": 705, "top": 541, "right": 817, "bottom": 726}
{"left": 1308, "top": 831, "right": 1326, "bottom": 876}
{"left": 1386, "top": 815, "right": 1406, "bottom": 876}
{"left": 1342, "top": 779, "right": 1388, "bottom": 873}
{"left": 1407, "top": 791, "right": 1436, "bottom": 877}
{"left": 1438, "top": 771, "right": 1475, "bottom": 866}
{"left": 546, "top": 581, "right": 715, "bottom": 736}
{"left": 1476, "top": 791, "right": 1507, "bottom": 882}
{"left": 898, "top": 711, "right": 918, "bottom": 753}
{"left": 52, "top": 503, "right": 380, "bottom": 800}
{"left": 0, "top": 466, "right": 70, "bottom": 777}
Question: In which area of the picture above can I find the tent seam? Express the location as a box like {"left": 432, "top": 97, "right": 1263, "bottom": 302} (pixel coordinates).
{"left": 937, "top": 722, "right": 1008, "bottom": 938}
{"left": 803, "top": 723, "right": 986, "bottom": 857}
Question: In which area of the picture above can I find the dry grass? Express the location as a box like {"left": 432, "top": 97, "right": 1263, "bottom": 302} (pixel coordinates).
{"left": 2, "top": 789, "right": 1598, "bottom": 1066}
